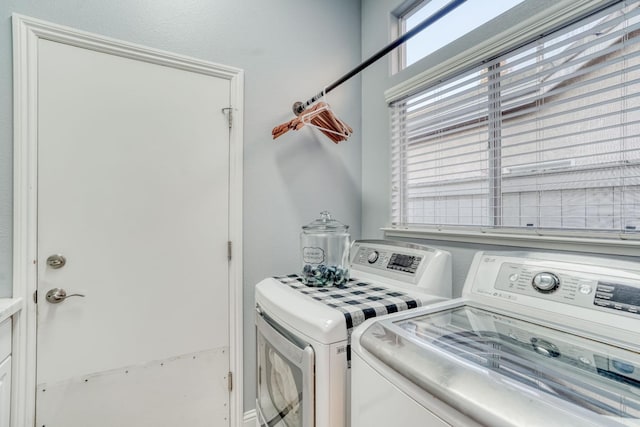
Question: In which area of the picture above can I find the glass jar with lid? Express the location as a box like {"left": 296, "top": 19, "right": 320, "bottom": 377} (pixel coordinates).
{"left": 300, "top": 211, "right": 350, "bottom": 286}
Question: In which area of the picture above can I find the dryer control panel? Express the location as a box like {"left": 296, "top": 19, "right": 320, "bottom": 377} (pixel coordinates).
{"left": 352, "top": 246, "right": 422, "bottom": 275}
{"left": 350, "top": 240, "right": 452, "bottom": 298}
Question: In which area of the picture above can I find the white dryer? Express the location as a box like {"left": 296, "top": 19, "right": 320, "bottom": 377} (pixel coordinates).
{"left": 254, "top": 240, "right": 452, "bottom": 427}
{"left": 351, "top": 251, "right": 640, "bottom": 427}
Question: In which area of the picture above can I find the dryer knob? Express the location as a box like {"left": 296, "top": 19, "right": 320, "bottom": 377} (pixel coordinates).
{"left": 532, "top": 272, "right": 560, "bottom": 293}
{"left": 367, "top": 250, "right": 379, "bottom": 264}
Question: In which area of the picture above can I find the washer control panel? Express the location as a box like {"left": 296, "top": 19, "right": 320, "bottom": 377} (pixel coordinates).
{"left": 494, "top": 261, "right": 640, "bottom": 317}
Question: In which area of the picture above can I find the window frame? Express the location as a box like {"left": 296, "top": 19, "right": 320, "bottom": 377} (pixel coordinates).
{"left": 393, "top": 0, "right": 427, "bottom": 72}
{"left": 386, "top": 0, "right": 622, "bottom": 101}
{"left": 394, "top": 0, "right": 528, "bottom": 72}
{"left": 385, "top": 0, "right": 640, "bottom": 252}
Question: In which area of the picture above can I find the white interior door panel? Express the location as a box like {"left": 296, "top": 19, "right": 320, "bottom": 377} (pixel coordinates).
{"left": 36, "top": 37, "right": 231, "bottom": 426}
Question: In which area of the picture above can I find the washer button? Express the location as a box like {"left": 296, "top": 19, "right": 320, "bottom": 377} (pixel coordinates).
{"left": 579, "top": 284, "right": 592, "bottom": 295}
{"left": 509, "top": 273, "right": 519, "bottom": 282}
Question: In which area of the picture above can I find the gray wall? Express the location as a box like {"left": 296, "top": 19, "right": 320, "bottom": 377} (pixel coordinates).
{"left": 0, "top": 0, "right": 362, "bottom": 411}
{"left": 361, "top": 0, "right": 395, "bottom": 241}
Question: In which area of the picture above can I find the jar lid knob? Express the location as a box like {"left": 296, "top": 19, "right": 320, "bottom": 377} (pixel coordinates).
{"left": 302, "top": 211, "right": 349, "bottom": 231}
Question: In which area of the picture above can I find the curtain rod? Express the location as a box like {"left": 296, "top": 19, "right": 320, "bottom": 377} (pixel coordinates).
{"left": 292, "top": 0, "right": 468, "bottom": 115}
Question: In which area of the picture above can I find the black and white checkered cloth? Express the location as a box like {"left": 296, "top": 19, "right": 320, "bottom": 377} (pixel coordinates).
{"left": 274, "top": 274, "right": 422, "bottom": 361}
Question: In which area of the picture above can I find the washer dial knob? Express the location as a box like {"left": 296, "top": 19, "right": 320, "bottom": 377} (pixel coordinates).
{"left": 532, "top": 272, "right": 560, "bottom": 293}
{"left": 367, "top": 250, "right": 379, "bottom": 264}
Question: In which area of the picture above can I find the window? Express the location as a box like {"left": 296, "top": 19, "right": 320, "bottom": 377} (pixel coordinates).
{"left": 391, "top": 1, "right": 640, "bottom": 236}
{"left": 397, "top": 0, "right": 525, "bottom": 69}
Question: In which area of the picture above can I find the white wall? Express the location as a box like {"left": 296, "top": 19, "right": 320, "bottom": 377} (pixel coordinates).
{"left": 0, "top": 0, "right": 362, "bottom": 411}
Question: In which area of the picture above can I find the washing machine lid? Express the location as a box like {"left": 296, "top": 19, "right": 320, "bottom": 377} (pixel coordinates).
{"left": 360, "top": 303, "right": 640, "bottom": 427}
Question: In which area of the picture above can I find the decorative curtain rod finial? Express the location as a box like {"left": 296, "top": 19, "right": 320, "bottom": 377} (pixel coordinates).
{"left": 293, "top": 101, "right": 305, "bottom": 116}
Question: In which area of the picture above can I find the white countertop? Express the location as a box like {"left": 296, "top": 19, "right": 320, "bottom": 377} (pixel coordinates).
{"left": 0, "top": 298, "right": 23, "bottom": 324}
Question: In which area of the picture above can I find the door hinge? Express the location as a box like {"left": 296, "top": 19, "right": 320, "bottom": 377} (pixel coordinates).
{"left": 222, "top": 107, "right": 233, "bottom": 129}
{"left": 33, "top": 290, "right": 38, "bottom": 304}
{"left": 228, "top": 241, "right": 232, "bottom": 261}
{"left": 228, "top": 371, "right": 233, "bottom": 392}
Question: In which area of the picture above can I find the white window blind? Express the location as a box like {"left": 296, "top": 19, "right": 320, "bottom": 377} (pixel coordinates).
{"left": 391, "top": 1, "right": 640, "bottom": 237}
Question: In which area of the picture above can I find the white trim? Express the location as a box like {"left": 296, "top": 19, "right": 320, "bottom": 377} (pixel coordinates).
{"left": 11, "top": 14, "right": 244, "bottom": 427}
{"left": 383, "top": 227, "right": 640, "bottom": 256}
{"left": 11, "top": 14, "right": 39, "bottom": 427}
{"left": 228, "top": 55, "right": 245, "bottom": 427}
{"left": 385, "top": 0, "right": 615, "bottom": 103}
{"left": 243, "top": 409, "right": 257, "bottom": 427}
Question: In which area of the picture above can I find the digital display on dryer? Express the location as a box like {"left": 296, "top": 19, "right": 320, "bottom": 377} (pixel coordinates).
{"left": 594, "top": 282, "right": 640, "bottom": 315}
{"left": 387, "top": 254, "right": 421, "bottom": 274}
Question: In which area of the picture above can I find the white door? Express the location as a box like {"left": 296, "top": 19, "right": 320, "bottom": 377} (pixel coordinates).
{"left": 34, "top": 37, "right": 232, "bottom": 426}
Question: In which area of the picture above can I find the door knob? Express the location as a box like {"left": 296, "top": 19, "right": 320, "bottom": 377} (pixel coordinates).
{"left": 45, "top": 288, "right": 85, "bottom": 304}
{"left": 46, "top": 254, "right": 67, "bottom": 269}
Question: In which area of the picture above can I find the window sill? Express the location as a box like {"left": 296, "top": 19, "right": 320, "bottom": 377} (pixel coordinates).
{"left": 382, "top": 226, "right": 640, "bottom": 257}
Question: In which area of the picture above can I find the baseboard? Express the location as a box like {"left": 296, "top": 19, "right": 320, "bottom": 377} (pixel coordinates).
{"left": 243, "top": 409, "right": 256, "bottom": 427}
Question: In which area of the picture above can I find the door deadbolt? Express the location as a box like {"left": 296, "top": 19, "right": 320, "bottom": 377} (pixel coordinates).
{"left": 46, "top": 254, "right": 66, "bottom": 269}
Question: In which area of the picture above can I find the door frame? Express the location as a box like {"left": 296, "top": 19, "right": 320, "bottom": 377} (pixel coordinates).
{"left": 12, "top": 14, "right": 244, "bottom": 427}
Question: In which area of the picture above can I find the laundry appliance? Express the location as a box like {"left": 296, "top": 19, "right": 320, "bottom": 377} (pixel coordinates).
{"left": 255, "top": 240, "right": 453, "bottom": 427}
{"left": 351, "top": 251, "right": 640, "bottom": 427}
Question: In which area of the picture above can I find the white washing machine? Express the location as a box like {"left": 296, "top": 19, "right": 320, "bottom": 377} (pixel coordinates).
{"left": 351, "top": 251, "right": 640, "bottom": 427}
{"left": 254, "top": 240, "right": 452, "bottom": 427}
